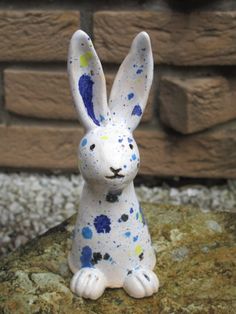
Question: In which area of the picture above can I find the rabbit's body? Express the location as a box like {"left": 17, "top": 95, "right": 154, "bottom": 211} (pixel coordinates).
{"left": 69, "top": 180, "right": 156, "bottom": 287}
{"left": 68, "top": 30, "right": 159, "bottom": 299}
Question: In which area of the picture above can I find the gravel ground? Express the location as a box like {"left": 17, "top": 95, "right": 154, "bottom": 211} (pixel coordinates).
{"left": 0, "top": 172, "right": 235, "bottom": 256}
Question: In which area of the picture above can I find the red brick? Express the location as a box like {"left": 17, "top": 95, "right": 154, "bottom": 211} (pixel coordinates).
{"left": 159, "top": 75, "right": 236, "bottom": 134}
{"left": 4, "top": 69, "right": 76, "bottom": 120}
{"left": 0, "top": 123, "right": 235, "bottom": 178}
{"left": 94, "top": 11, "right": 236, "bottom": 65}
{"left": 4, "top": 69, "right": 153, "bottom": 122}
{"left": 0, "top": 10, "right": 80, "bottom": 61}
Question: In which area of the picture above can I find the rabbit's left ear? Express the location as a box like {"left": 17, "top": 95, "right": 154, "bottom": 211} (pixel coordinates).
{"left": 68, "top": 30, "right": 109, "bottom": 130}
{"left": 109, "top": 32, "right": 153, "bottom": 132}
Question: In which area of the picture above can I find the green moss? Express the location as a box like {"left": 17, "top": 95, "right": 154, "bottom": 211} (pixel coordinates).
{"left": 0, "top": 204, "right": 235, "bottom": 313}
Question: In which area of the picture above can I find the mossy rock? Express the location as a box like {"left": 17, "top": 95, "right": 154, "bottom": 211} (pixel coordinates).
{"left": 0, "top": 203, "right": 235, "bottom": 314}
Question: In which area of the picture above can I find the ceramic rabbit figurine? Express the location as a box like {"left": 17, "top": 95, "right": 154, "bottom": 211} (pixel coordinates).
{"left": 67, "top": 30, "right": 159, "bottom": 300}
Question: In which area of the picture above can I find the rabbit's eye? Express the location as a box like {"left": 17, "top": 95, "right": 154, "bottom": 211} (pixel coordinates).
{"left": 90, "top": 144, "right": 95, "bottom": 151}
{"left": 129, "top": 144, "right": 134, "bottom": 150}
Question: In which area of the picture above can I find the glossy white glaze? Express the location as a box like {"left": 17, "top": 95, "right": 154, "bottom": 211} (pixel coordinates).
{"left": 68, "top": 30, "right": 159, "bottom": 299}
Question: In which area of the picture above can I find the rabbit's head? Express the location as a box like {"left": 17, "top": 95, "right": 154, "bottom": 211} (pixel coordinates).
{"left": 68, "top": 30, "right": 153, "bottom": 190}
{"left": 78, "top": 125, "right": 140, "bottom": 190}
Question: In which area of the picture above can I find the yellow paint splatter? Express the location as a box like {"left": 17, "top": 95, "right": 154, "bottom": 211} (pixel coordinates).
{"left": 101, "top": 135, "right": 109, "bottom": 140}
{"left": 135, "top": 245, "right": 143, "bottom": 256}
{"left": 135, "top": 77, "right": 142, "bottom": 84}
{"left": 80, "top": 51, "right": 93, "bottom": 67}
{"left": 138, "top": 212, "right": 143, "bottom": 223}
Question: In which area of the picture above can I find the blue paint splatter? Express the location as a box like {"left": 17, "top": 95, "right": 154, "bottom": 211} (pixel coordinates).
{"left": 81, "top": 138, "right": 87, "bottom": 147}
{"left": 130, "top": 207, "right": 133, "bottom": 214}
{"left": 136, "top": 69, "right": 143, "bottom": 74}
{"left": 80, "top": 246, "right": 93, "bottom": 267}
{"left": 140, "top": 205, "right": 146, "bottom": 225}
{"left": 118, "top": 138, "right": 123, "bottom": 143}
{"left": 100, "top": 115, "right": 105, "bottom": 122}
{"left": 82, "top": 227, "right": 93, "bottom": 239}
{"left": 128, "top": 93, "right": 134, "bottom": 100}
{"left": 78, "top": 74, "right": 100, "bottom": 126}
{"left": 94, "top": 215, "right": 111, "bottom": 233}
{"left": 133, "top": 235, "right": 139, "bottom": 242}
{"left": 136, "top": 212, "right": 139, "bottom": 220}
{"left": 124, "top": 231, "right": 131, "bottom": 238}
{"left": 128, "top": 137, "right": 133, "bottom": 143}
{"left": 132, "top": 154, "right": 137, "bottom": 161}
{"left": 132, "top": 105, "right": 142, "bottom": 117}
{"left": 124, "top": 165, "right": 127, "bottom": 168}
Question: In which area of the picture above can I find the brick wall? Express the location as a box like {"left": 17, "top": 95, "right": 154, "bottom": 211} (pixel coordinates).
{"left": 0, "top": 1, "right": 236, "bottom": 178}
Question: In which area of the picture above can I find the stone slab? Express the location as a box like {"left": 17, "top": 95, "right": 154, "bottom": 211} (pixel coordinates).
{"left": 0, "top": 203, "right": 235, "bottom": 313}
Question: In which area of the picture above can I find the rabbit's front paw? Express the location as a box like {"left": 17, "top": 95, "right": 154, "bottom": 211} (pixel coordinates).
{"left": 123, "top": 268, "right": 159, "bottom": 298}
{"left": 70, "top": 268, "right": 107, "bottom": 300}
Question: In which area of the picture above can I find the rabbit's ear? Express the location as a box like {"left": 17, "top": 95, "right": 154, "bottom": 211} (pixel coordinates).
{"left": 68, "top": 30, "right": 110, "bottom": 130}
{"left": 109, "top": 32, "right": 153, "bottom": 132}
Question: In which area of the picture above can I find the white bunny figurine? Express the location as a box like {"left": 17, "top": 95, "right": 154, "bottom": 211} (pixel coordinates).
{"left": 67, "top": 30, "right": 159, "bottom": 300}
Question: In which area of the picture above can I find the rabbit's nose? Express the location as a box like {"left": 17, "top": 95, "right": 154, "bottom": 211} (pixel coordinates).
{"left": 110, "top": 167, "right": 122, "bottom": 174}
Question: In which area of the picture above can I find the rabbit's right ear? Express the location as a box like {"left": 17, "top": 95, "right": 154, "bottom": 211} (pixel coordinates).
{"left": 68, "top": 30, "right": 110, "bottom": 130}
{"left": 109, "top": 32, "right": 153, "bottom": 132}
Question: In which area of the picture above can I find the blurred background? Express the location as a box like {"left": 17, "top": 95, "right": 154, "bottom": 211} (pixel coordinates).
{"left": 0, "top": 0, "right": 236, "bottom": 256}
